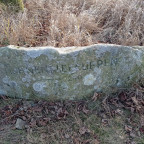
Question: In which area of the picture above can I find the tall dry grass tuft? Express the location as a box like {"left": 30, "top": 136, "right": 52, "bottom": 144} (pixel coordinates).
{"left": 0, "top": 0, "right": 143, "bottom": 47}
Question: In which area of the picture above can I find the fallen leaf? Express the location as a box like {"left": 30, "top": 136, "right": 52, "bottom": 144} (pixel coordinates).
{"left": 91, "top": 139, "right": 100, "bottom": 144}
{"left": 57, "top": 108, "right": 68, "bottom": 119}
{"left": 118, "top": 92, "right": 127, "bottom": 102}
{"left": 115, "top": 109, "right": 123, "bottom": 115}
{"left": 0, "top": 127, "right": 4, "bottom": 131}
{"left": 130, "top": 132, "right": 136, "bottom": 138}
{"left": 125, "top": 125, "right": 132, "bottom": 132}
{"left": 102, "top": 119, "right": 108, "bottom": 126}
{"left": 65, "top": 133, "right": 70, "bottom": 139}
{"left": 82, "top": 105, "right": 89, "bottom": 114}
{"left": 0, "top": 95, "right": 8, "bottom": 100}
{"left": 139, "top": 126, "right": 144, "bottom": 134}
{"left": 79, "top": 127, "right": 88, "bottom": 135}
{"left": 132, "top": 96, "right": 139, "bottom": 105}
{"left": 92, "top": 93, "right": 100, "bottom": 101}
{"left": 140, "top": 115, "right": 144, "bottom": 126}
{"left": 37, "top": 119, "right": 47, "bottom": 126}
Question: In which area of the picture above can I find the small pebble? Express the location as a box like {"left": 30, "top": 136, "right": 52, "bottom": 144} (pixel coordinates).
{"left": 15, "top": 118, "right": 26, "bottom": 130}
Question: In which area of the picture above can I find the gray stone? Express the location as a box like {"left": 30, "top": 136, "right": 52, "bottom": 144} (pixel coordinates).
{"left": 0, "top": 44, "right": 144, "bottom": 100}
{"left": 15, "top": 118, "right": 26, "bottom": 129}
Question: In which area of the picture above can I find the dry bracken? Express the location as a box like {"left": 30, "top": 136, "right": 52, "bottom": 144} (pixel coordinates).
{"left": 0, "top": 0, "right": 143, "bottom": 47}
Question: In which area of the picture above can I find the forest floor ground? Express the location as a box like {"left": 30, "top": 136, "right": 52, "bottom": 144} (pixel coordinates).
{"left": 1, "top": 84, "right": 144, "bottom": 144}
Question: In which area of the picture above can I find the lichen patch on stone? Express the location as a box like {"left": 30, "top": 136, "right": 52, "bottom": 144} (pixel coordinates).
{"left": 33, "top": 82, "right": 46, "bottom": 92}
{"left": 83, "top": 74, "right": 96, "bottom": 86}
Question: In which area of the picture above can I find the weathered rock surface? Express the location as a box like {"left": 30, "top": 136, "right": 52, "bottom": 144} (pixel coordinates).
{"left": 0, "top": 44, "right": 144, "bottom": 100}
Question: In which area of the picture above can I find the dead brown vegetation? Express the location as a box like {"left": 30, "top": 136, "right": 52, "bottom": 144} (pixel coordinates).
{"left": 0, "top": 0, "right": 143, "bottom": 47}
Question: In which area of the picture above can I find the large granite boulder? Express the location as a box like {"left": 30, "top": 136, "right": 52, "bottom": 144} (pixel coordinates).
{"left": 0, "top": 44, "right": 144, "bottom": 100}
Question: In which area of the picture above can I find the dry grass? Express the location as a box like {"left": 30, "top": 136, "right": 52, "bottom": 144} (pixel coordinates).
{"left": 0, "top": 0, "right": 143, "bottom": 47}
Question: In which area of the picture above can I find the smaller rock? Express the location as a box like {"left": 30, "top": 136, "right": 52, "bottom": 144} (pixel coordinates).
{"left": 15, "top": 118, "right": 26, "bottom": 130}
